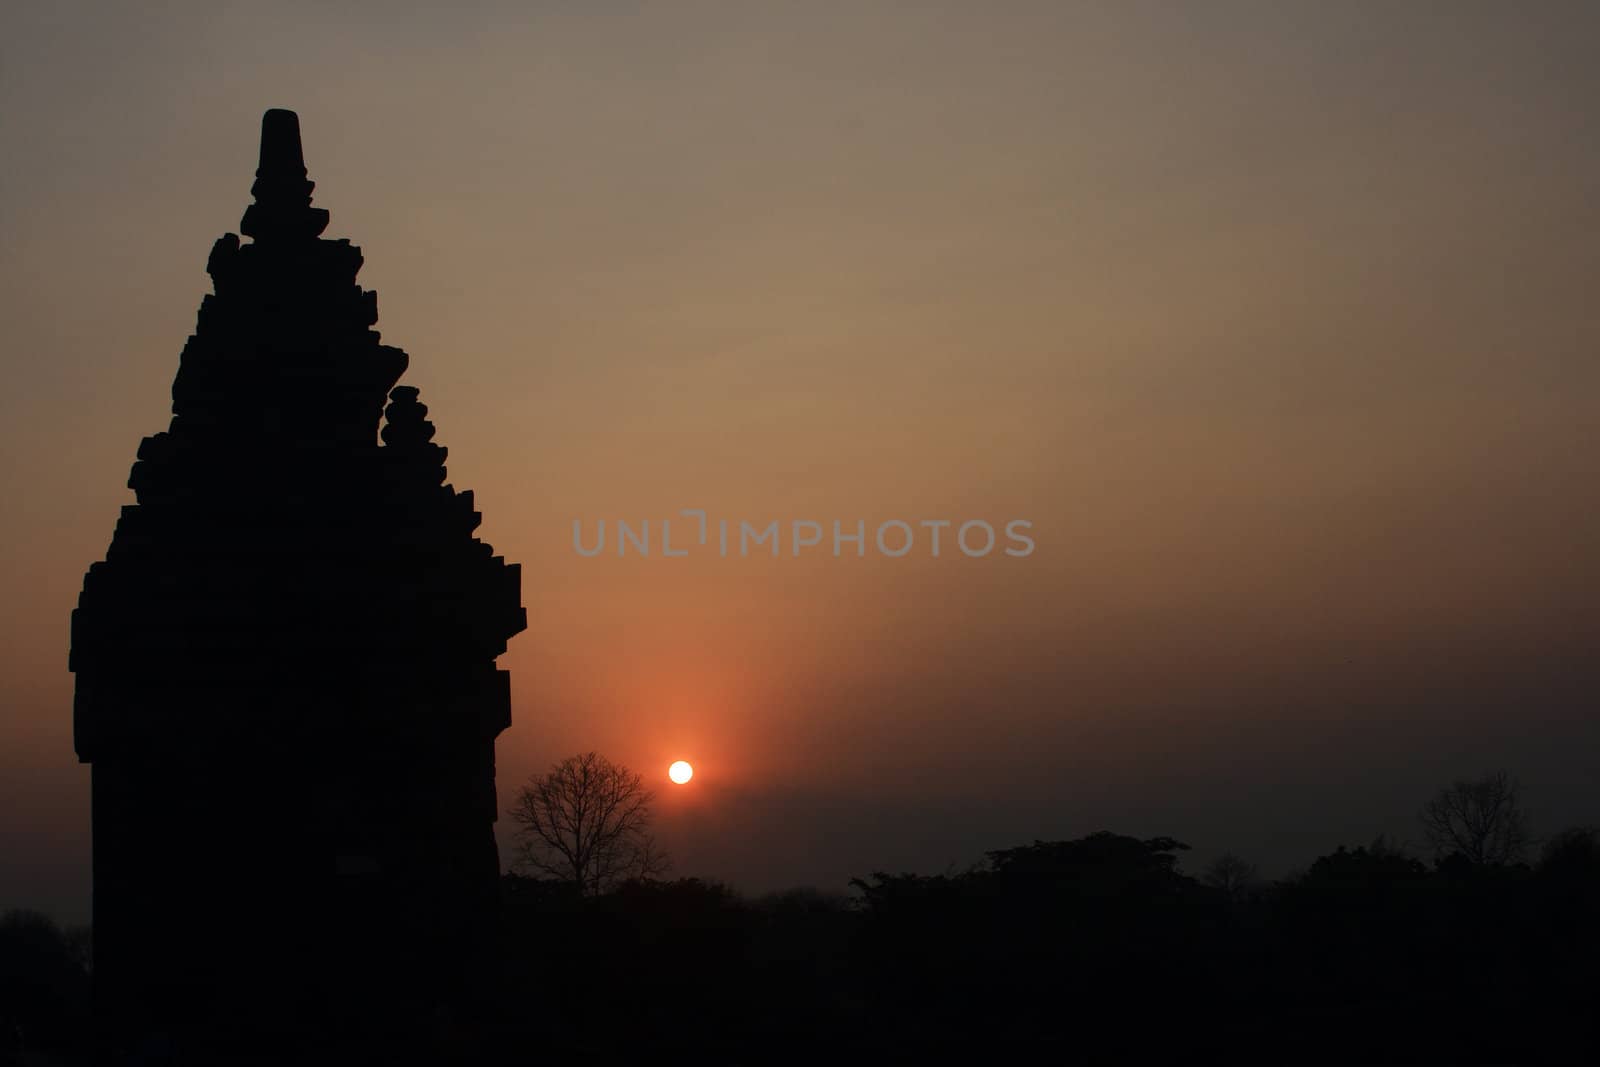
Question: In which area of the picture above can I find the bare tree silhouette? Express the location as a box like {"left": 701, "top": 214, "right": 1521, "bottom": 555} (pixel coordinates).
{"left": 1419, "top": 770, "right": 1531, "bottom": 866}
{"left": 508, "top": 752, "right": 670, "bottom": 895}
{"left": 1200, "top": 852, "right": 1261, "bottom": 902}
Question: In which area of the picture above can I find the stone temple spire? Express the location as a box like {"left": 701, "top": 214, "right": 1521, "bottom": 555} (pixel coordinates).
{"left": 164, "top": 109, "right": 406, "bottom": 452}
{"left": 70, "top": 110, "right": 525, "bottom": 1059}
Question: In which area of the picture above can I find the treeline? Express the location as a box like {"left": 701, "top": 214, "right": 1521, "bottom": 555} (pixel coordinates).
{"left": 4, "top": 818, "right": 1598, "bottom": 1062}
{"left": 490, "top": 828, "right": 1600, "bottom": 1064}
{"left": 0, "top": 909, "right": 90, "bottom": 1063}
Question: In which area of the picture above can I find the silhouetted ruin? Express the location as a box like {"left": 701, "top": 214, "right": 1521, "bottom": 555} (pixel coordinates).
{"left": 68, "top": 110, "right": 525, "bottom": 1059}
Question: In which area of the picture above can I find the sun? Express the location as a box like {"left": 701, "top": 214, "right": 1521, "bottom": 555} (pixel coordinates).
{"left": 668, "top": 760, "right": 694, "bottom": 785}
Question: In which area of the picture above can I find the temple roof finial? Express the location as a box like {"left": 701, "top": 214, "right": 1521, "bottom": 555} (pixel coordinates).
{"left": 258, "top": 108, "right": 307, "bottom": 179}
{"left": 240, "top": 108, "right": 329, "bottom": 242}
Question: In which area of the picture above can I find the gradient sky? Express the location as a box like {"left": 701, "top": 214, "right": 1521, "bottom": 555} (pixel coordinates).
{"left": 4, "top": 2, "right": 1598, "bottom": 922}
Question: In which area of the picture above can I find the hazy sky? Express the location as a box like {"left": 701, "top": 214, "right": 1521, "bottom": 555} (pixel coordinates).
{"left": 4, "top": 2, "right": 1598, "bottom": 921}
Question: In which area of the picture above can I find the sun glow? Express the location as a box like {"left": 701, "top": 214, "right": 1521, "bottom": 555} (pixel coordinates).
{"left": 668, "top": 760, "right": 694, "bottom": 785}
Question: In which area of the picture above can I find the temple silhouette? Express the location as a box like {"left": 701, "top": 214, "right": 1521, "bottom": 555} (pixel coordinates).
{"left": 68, "top": 110, "right": 526, "bottom": 1058}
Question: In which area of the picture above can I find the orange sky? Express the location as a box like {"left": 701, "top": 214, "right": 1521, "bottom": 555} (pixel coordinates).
{"left": 4, "top": 2, "right": 1599, "bottom": 919}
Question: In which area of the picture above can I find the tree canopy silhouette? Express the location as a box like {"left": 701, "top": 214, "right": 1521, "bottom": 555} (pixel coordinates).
{"left": 1201, "top": 852, "right": 1262, "bottom": 903}
{"left": 1419, "top": 769, "right": 1530, "bottom": 866}
{"left": 508, "top": 752, "right": 669, "bottom": 896}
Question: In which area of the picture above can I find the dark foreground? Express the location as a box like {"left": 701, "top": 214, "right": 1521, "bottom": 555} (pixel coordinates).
{"left": 4, "top": 829, "right": 1598, "bottom": 1065}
